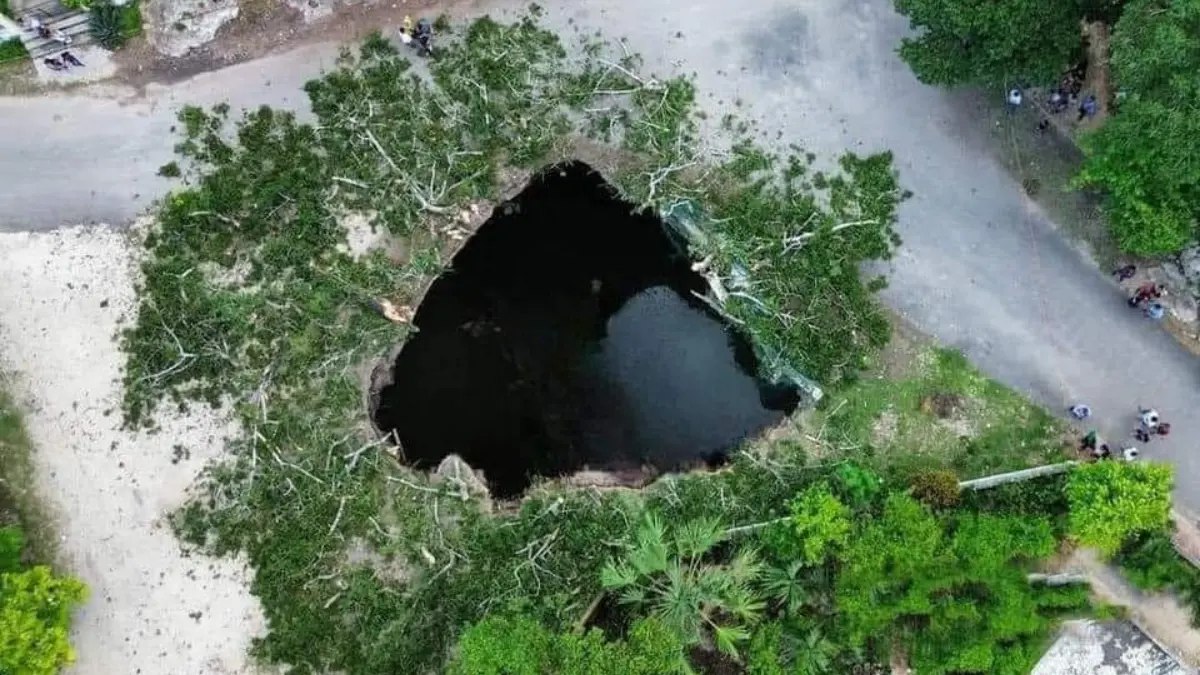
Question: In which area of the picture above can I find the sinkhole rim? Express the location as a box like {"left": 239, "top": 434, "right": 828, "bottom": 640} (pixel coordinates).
{"left": 362, "top": 160, "right": 799, "bottom": 500}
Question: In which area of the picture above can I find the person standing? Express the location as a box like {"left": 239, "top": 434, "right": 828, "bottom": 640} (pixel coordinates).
{"left": 1078, "top": 94, "right": 1098, "bottom": 121}
{"left": 1081, "top": 430, "right": 1100, "bottom": 452}
{"left": 1007, "top": 87, "right": 1023, "bottom": 114}
{"left": 1145, "top": 302, "right": 1166, "bottom": 321}
{"left": 1069, "top": 403, "right": 1092, "bottom": 420}
{"left": 1139, "top": 407, "right": 1160, "bottom": 430}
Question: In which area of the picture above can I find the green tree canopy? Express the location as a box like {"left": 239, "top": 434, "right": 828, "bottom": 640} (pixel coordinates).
{"left": 893, "top": 0, "right": 1085, "bottom": 87}
{"left": 834, "top": 494, "right": 1080, "bottom": 674}
{"left": 1066, "top": 461, "right": 1174, "bottom": 555}
{"left": 1076, "top": 0, "right": 1200, "bottom": 255}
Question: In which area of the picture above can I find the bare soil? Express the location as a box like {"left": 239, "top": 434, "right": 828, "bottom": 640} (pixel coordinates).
{"left": 112, "top": 0, "right": 451, "bottom": 88}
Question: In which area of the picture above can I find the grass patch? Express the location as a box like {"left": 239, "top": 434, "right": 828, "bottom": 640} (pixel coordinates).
{"left": 0, "top": 375, "right": 57, "bottom": 566}
{"left": 120, "top": 0, "right": 143, "bottom": 38}
{"left": 0, "top": 37, "right": 29, "bottom": 65}
{"left": 812, "top": 345, "right": 1069, "bottom": 480}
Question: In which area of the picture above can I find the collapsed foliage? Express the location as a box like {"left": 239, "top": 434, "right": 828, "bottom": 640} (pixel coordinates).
{"left": 120, "top": 13, "right": 904, "bottom": 674}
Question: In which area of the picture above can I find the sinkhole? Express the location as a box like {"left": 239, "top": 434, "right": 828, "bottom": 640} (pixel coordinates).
{"left": 371, "top": 161, "right": 799, "bottom": 498}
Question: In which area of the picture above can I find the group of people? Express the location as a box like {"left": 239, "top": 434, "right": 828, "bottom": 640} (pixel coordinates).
{"left": 1117, "top": 264, "right": 1168, "bottom": 321}
{"left": 1006, "top": 82, "right": 1099, "bottom": 133}
{"left": 23, "top": 14, "right": 84, "bottom": 73}
{"left": 43, "top": 52, "right": 85, "bottom": 72}
{"left": 398, "top": 16, "right": 434, "bottom": 57}
{"left": 25, "top": 15, "right": 71, "bottom": 46}
{"left": 1071, "top": 403, "right": 1171, "bottom": 462}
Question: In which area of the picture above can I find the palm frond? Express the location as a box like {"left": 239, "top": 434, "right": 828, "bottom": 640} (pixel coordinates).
{"left": 675, "top": 517, "right": 726, "bottom": 558}
{"left": 629, "top": 513, "right": 669, "bottom": 576}
{"left": 712, "top": 624, "right": 752, "bottom": 659}
{"left": 600, "top": 560, "right": 637, "bottom": 590}
{"left": 761, "top": 560, "right": 808, "bottom": 616}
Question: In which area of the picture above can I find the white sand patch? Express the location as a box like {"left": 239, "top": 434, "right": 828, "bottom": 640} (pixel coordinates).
{"left": 0, "top": 225, "right": 265, "bottom": 675}
{"left": 337, "top": 211, "right": 384, "bottom": 260}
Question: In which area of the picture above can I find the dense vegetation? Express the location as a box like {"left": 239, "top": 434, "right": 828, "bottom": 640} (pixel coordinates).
{"left": 892, "top": 0, "right": 1200, "bottom": 256}
{"left": 1076, "top": 0, "right": 1200, "bottom": 255}
{"left": 893, "top": 0, "right": 1087, "bottom": 87}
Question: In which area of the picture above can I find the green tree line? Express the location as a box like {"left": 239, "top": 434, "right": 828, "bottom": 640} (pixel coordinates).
{"left": 893, "top": 0, "right": 1200, "bottom": 255}
{"left": 447, "top": 460, "right": 1174, "bottom": 674}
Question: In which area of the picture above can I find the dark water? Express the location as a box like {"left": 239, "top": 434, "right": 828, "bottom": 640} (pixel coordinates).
{"left": 372, "top": 162, "right": 797, "bottom": 497}
{"left": 576, "top": 286, "right": 787, "bottom": 468}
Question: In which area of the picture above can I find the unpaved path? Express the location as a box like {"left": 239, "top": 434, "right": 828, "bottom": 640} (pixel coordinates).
{"left": 1059, "top": 547, "right": 1200, "bottom": 668}
{"left": 0, "top": 225, "right": 266, "bottom": 675}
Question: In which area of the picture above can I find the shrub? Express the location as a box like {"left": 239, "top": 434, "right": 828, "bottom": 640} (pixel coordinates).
{"left": 910, "top": 470, "right": 961, "bottom": 508}
{"left": 784, "top": 483, "right": 851, "bottom": 565}
{"left": 835, "top": 493, "right": 1070, "bottom": 673}
{"left": 1114, "top": 528, "right": 1188, "bottom": 592}
{"left": 448, "top": 614, "right": 688, "bottom": 675}
{"left": 89, "top": 0, "right": 141, "bottom": 50}
{"left": 0, "top": 527, "right": 89, "bottom": 675}
{"left": 1066, "top": 461, "right": 1173, "bottom": 556}
{"left": 0, "top": 37, "right": 28, "bottom": 63}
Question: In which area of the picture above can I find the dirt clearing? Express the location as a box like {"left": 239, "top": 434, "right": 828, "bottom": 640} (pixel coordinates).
{"left": 0, "top": 225, "right": 264, "bottom": 675}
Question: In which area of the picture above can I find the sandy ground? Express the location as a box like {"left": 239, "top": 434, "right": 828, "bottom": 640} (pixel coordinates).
{"left": 1058, "top": 547, "right": 1200, "bottom": 669}
{"left": 0, "top": 224, "right": 265, "bottom": 675}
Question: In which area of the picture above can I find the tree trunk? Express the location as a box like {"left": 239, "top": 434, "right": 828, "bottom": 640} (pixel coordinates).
{"left": 958, "top": 462, "right": 1078, "bottom": 491}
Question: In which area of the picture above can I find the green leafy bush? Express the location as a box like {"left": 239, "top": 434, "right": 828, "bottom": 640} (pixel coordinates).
{"left": 957, "top": 472, "right": 1069, "bottom": 520}
{"left": 1066, "top": 461, "right": 1173, "bottom": 555}
{"left": 0, "top": 527, "right": 89, "bottom": 675}
{"left": 1113, "top": 528, "right": 1200, "bottom": 627}
{"left": 746, "top": 621, "right": 838, "bottom": 675}
{"left": 448, "top": 614, "right": 688, "bottom": 675}
{"left": 831, "top": 463, "right": 883, "bottom": 508}
{"left": 1115, "top": 528, "right": 1189, "bottom": 592}
{"left": 783, "top": 483, "right": 851, "bottom": 565}
{"left": 835, "top": 493, "right": 1074, "bottom": 674}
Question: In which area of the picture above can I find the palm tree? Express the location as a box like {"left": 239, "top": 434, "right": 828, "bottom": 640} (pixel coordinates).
{"left": 600, "top": 513, "right": 766, "bottom": 660}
